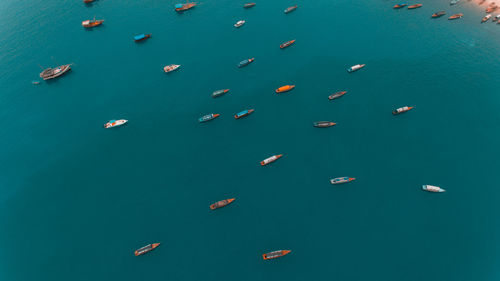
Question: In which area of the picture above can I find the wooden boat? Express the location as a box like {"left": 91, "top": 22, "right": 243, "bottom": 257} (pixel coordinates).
{"left": 39, "top": 64, "right": 71, "bottom": 80}
{"left": 175, "top": 1, "right": 196, "bottom": 12}
{"left": 134, "top": 243, "right": 160, "bottom": 256}
{"left": 244, "top": 3, "right": 256, "bottom": 8}
{"left": 234, "top": 109, "right": 254, "bottom": 119}
{"left": 448, "top": 13, "right": 463, "bottom": 19}
{"left": 263, "top": 250, "right": 291, "bottom": 260}
{"left": 82, "top": 17, "right": 104, "bottom": 28}
{"left": 407, "top": 3, "right": 423, "bottom": 9}
{"left": 328, "top": 91, "right": 347, "bottom": 100}
{"left": 280, "top": 39, "right": 296, "bottom": 49}
{"left": 313, "top": 121, "right": 336, "bottom": 128}
{"left": 431, "top": 11, "right": 446, "bottom": 18}
{"left": 260, "top": 154, "right": 283, "bottom": 166}
{"left": 210, "top": 198, "right": 235, "bottom": 210}
{"left": 164, "top": 64, "right": 181, "bottom": 73}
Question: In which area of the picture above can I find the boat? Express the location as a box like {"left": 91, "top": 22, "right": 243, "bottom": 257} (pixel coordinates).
{"left": 313, "top": 121, "right": 336, "bottom": 128}
{"left": 275, "top": 85, "right": 295, "bottom": 93}
{"left": 244, "top": 3, "right": 256, "bottom": 8}
{"left": 422, "top": 185, "right": 446, "bottom": 193}
{"left": 175, "top": 1, "right": 196, "bottom": 12}
{"left": 347, "top": 64, "right": 365, "bottom": 73}
{"left": 260, "top": 154, "right": 283, "bottom": 166}
{"left": 482, "top": 14, "right": 492, "bottom": 22}
{"left": 234, "top": 20, "right": 246, "bottom": 28}
{"left": 212, "top": 89, "right": 230, "bottom": 98}
{"left": 82, "top": 17, "right": 104, "bottom": 28}
{"left": 486, "top": 5, "right": 498, "bottom": 12}
{"left": 164, "top": 64, "right": 181, "bottom": 73}
{"left": 210, "top": 198, "right": 235, "bottom": 210}
{"left": 328, "top": 91, "right": 347, "bottom": 100}
{"left": 234, "top": 109, "right": 254, "bottom": 119}
{"left": 84, "top": 0, "right": 96, "bottom": 3}
{"left": 32, "top": 81, "right": 40, "bottom": 85}
{"left": 407, "top": 4, "right": 423, "bottom": 9}
{"left": 238, "top": 58, "right": 254, "bottom": 68}
{"left": 104, "top": 119, "right": 128, "bottom": 128}
{"left": 448, "top": 13, "right": 463, "bottom": 19}
{"left": 450, "top": 0, "right": 460, "bottom": 5}
{"left": 393, "top": 3, "right": 407, "bottom": 8}
{"left": 431, "top": 11, "right": 446, "bottom": 18}
{"left": 330, "top": 177, "right": 355, "bottom": 184}
{"left": 280, "top": 39, "right": 296, "bottom": 49}
{"left": 134, "top": 34, "right": 151, "bottom": 42}
{"left": 199, "top": 113, "right": 220, "bottom": 123}
{"left": 263, "top": 250, "right": 291, "bottom": 260}
{"left": 134, "top": 243, "right": 160, "bottom": 256}
{"left": 492, "top": 14, "right": 500, "bottom": 21}
{"left": 392, "top": 106, "right": 413, "bottom": 115}
{"left": 39, "top": 64, "right": 72, "bottom": 80}
{"left": 284, "top": 5, "right": 298, "bottom": 13}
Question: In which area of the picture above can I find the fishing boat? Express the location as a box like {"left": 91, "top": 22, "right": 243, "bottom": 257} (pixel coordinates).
{"left": 328, "top": 91, "right": 347, "bottom": 100}
{"left": 134, "top": 34, "right": 151, "bottom": 42}
{"left": 347, "top": 64, "right": 365, "bottom": 73}
{"left": 448, "top": 13, "right": 463, "bottom": 19}
{"left": 234, "top": 109, "right": 254, "bottom": 119}
{"left": 450, "top": 0, "right": 460, "bottom": 5}
{"left": 313, "top": 121, "right": 336, "bottom": 128}
{"left": 238, "top": 58, "right": 254, "bottom": 68}
{"left": 175, "top": 1, "right": 196, "bottom": 12}
{"left": 104, "top": 119, "right": 128, "bottom": 129}
{"left": 134, "top": 243, "right": 160, "bottom": 256}
{"left": 199, "top": 113, "right": 220, "bottom": 123}
{"left": 393, "top": 3, "right": 407, "bottom": 8}
{"left": 244, "top": 3, "right": 256, "bottom": 8}
{"left": 164, "top": 64, "right": 180, "bottom": 73}
{"left": 263, "top": 250, "right": 291, "bottom": 260}
{"left": 392, "top": 106, "right": 413, "bottom": 115}
{"left": 330, "top": 177, "right": 355, "bottom": 184}
{"left": 482, "top": 14, "right": 492, "bottom": 22}
{"left": 234, "top": 20, "right": 246, "bottom": 28}
{"left": 212, "top": 89, "right": 230, "bottom": 98}
{"left": 82, "top": 17, "right": 104, "bottom": 28}
{"left": 210, "top": 198, "right": 235, "bottom": 210}
{"left": 280, "top": 39, "right": 296, "bottom": 49}
{"left": 39, "top": 64, "right": 72, "bottom": 80}
{"left": 284, "top": 5, "right": 298, "bottom": 13}
{"left": 260, "top": 154, "right": 283, "bottom": 166}
{"left": 407, "top": 4, "right": 423, "bottom": 9}
{"left": 422, "top": 185, "right": 446, "bottom": 193}
{"left": 275, "top": 85, "right": 295, "bottom": 93}
{"left": 431, "top": 11, "right": 446, "bottom": 18}
{"left": 486, "top": 5, "right": 498, "bottom": 12}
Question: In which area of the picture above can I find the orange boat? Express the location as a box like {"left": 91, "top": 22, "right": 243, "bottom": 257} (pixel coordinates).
{"left": 393, "top": 3, "right": 407, "bottom": 8}
{"left": 134, "top": 243, "right": 160, "bottom": 256}
{"left": 82, "top": 17, "right": 104, "bottom": 28}
{"left": 275, "top": 85, "right": 295, "bottom": 93}
{"left": 407, "top": 3, "right": 423, "bottom": 9}
{"left": 260, "top": 154, "right": 283, "bottom": 166}
{"left": 175, "top": 1, "right": 196, "bottom": 11}
{"left": 263, "top": 250, "right": 291, "bottom": 260}
{"left": 280, "top": 39, "right": 296, "bottom": 49}
{"left": 448, "top": 13, "right": 463, "bottom": 19}
{"left": 210, "top": 198, "right": 235, "bottom": 210}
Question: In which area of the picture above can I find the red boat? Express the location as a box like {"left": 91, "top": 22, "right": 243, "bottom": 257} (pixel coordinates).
{"left": 407, "top": 4, "right": 422, "bottom": 9}
{"left": 263, "top": 250, "right": 291, "bottom": 260}
{"left": 134, "top": 243, "right": 160, "bottom": 256}
{"left": 210, "top": 198, "right": 235, "bottom": 210}
{"left": 280, "top": 39, "right": 296, "bottom": 49}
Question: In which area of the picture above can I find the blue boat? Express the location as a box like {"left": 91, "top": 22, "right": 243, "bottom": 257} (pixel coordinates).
{"left": 238, "top": 58, "right": 254, "bottom": 68}
{"left": 234, "top": 109, "right": 254, "bottom": 119}
{"left": 134, "top": 34, "right": 151, "bottom": 42}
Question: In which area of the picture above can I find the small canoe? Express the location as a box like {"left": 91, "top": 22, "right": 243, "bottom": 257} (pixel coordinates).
{"left": 134, "top": 34, "right": 151, "bottom": 42}
{"left": 275, "top": 85, "right": 295, "bottom": 93}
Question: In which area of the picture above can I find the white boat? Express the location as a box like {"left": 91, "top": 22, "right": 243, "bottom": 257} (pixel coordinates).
{"left": 164, "top": 64, "right": 180, "bottom": 73}
{"left": 347, "top": 64, "right": 365, "bottom": 73}
{"left": 422, "top": 185, "right": 445, "bottom": 193}
{"left": 330, "top": 177, "right": 355, "bottom": 184}
{"left": 450, "top": 0, "right": 460, "bottom": 5}
{"left": 493, "top": 14, "right": 500, "bottom": 21}
{"left": 104, "top": 119, "right": 128, "bottom": 128}
{"left": 234, "top": 20, "right": 246, "bottom": 27}
{"left": 482, "top": 14, "right": 492, "bottom": 22}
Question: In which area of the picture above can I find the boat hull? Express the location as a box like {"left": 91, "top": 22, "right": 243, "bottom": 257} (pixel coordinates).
{"left": 134, "top": 243, "right": 160, "bottom": 256}
{"left": 40, "top": 64, "right": 72, "bottom": 80}
{"left": 330, "top": 177, "right": 355, "bottom": 184}
{"left": 275, "top": 85, "right": 295, "bottom": 93}
{"left": 234, "top": 109, "right": 255, "bottom": 119}
{"left": 210, "top": 198, "right": 235, "bottom": 210}
{"left": 263, "top": 250, "right": 291, "bottom": 260}
{"left": 328, "top": 91, "right": 347, "bottom": 100}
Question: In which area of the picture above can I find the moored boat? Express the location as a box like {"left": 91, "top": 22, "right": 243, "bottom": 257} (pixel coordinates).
{"left": 393, "top": 3, "right": 407, "bottom": 8}
{"left": 212, "top": 89, "right": 230, "bottom": 98}
{"left": 175, "top": 1, "right": 196, "bottom": 11}
{"left": 280, "top": 39, "right": 296, "bottom": 49}
{"left": 164, "top": 64, "right": 181, "bottom": 73}
{"left": 134, "top": 243, "right": 160, "bottom": 256}
{"left": 482, "top": 14, "right": 492, "bottom": 22}
{"left": 486, "top": 5, "right": 497, "bottom": 12}
{"left": 199, "top": 113, "right": 220, "bottom": 123}
{"left": 39, "top": 64, "right": 72, "bottom": 80}
{"left": 82, "top": 17, "right": 104, "bottom": 28}
{"left": 275, "top": 85, "right": 295, "bottom": 93}
{"left": 313, "top": 121, "right": 336, "bottom": 128}
{"left": 234, "top": 109, "right": 254, "bottom": 119}
{"left": 134, "top": 34, "right": 151, "bottom": 42}
{"left": 260, "top": 154, "right": 283, "bottom": 166}
{"left": 330, "top": 177, "right": 355, "bottom": 184}
{"left": 493, "top": 14, "right": 500, "bottom": 21}
{"left": 263, "top": 250, "right": 291, "bottom": 260}
{"left": 448, "top": 13, "right": 463, "bottom": 19}
{"left": 244, "top": 3, "right": 256, "bottom": 8}
{"left": 284, "top": 5, "right": 297, "bottom": 13}
{"left": 104, "top": 119, "right": 128, "bottom": 129}
{"left": 238, "top": 58, "right": 254, "bottom": 68}
{"left": 431, "top": 11, "right": 446, "bottom": 18}
{"left": 347, "top": 64, "right": 365, "bottom": 73}
{"left": 210, "top": 198, "right": 235, "bottom": 210}
{"left": 407, "top": 3, "right": 423, "bottom": 9}
{"left": 450, "top": 0, "right": 460, "bottom": 5}
{"left": 234, "top": 20, "right": 246, "bottom": 28}
{"left": 328, "top": 91, "right": 347, "bottom": 100}
{"left": 392, "top": 106, "right": 413, "bottom": 115}
{"left": 422, "top": 185, "right": 446, "bottom": 193}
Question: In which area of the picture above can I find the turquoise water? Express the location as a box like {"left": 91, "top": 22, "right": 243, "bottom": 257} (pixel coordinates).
{"left": 2, "top": 0, "right": 500, "bottom": 280}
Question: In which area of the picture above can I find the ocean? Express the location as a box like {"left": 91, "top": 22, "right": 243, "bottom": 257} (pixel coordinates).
{"left": 1, "top": 0, "right": 500, "bottom": 280}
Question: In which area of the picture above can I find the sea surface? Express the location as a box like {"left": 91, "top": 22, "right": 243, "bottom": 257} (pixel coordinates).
{"left": 1, "top": 0, "right": 500, "bottom": 280}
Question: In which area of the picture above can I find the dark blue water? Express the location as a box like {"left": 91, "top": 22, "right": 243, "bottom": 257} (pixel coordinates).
{"left": 1, "top": 0, "right": 500, "bottom": 280}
